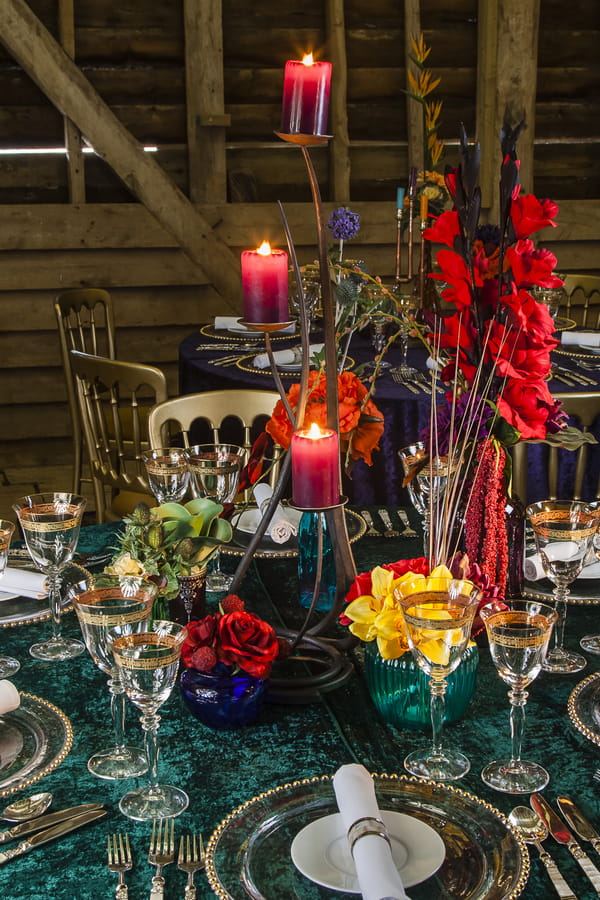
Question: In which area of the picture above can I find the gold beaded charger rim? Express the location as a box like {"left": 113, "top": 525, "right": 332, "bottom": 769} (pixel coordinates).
{"left": 222, "top": 507, "right": 366, "bottom": 559}
{"left": 567, "top": 671, "right": 600, "bottom": 748}
{"left": 199, "top": 324, "right": 295, "bottom": 342}
{"left": 204, "top": 772, "right": 529, "bottom": 900}
{"left": 235, "top": 354, "right": 355, "bottom": 377}
{"left": 0, "top": 692, "right": 73, "bottom": 798}
{"left": 554, "top": 344, "right": 600, "bottom": 359}
{"left": 0, "top": 557, "right": 91, "bottom": 629}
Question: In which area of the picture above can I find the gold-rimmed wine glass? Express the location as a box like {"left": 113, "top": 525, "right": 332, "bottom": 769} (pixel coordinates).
{"left": 69, "top": 574, "right": 157, "bottom": 780}
{"left": 113, "top": 620, "right": 188, "bottom": 820}
{"left": 142, "top": 447, "right": 191, "bottom": 504}
{"left": 186, "top": 443, "right": 245, "bottom": 592}
{"left": 480, "top": 600, "right": 557, "bottom": 793}
{"left": 0, "top": 520, "right": 20, "bottom": 677}
{"left": 579, "top": 499, "right": 600, "bottom": 654}
{"left": 13, "top": 492, "right": 87, "bottom": 661}
{"left": 394, "top": 575, "right": 481, "bottom": 781}
{"left": 526, "top": 499, "right": 595, "bottom": 674}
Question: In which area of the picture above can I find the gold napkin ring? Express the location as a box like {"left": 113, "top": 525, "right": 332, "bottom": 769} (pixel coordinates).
{"left": 347, "top": 816, "right": 391, "bottom": 856}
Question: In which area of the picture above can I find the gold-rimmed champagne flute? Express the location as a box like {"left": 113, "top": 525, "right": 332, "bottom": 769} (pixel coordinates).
{"left": 142, "top": 447, "right": 191, "bottom": 504}
{"left": 0, "top": 520, "right": 19, "bottom": 677}
{"left": 186, "top": 443, "right": 244, "bottom": 592}
{"left": 526, "top": 499, "right": 595, "bottom": 674}
{"left": 13, "top": 492, "right": 87, "bottom": 661}
{"left": 113, "top": 621, "right": 188, "bottom": 820}
{"left": 480, "top": 600, "right": 557, "bottom": 793}
{"left": 69, "top": 574, "right": 157, "bottom": 779}
{"left": 394, "top": 575, "right": 481, "bottom": 781}
{"left": 398, "top": 443, "right": 453, "bottom": 556}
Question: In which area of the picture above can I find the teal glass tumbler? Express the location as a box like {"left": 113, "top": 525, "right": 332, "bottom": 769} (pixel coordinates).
{"left": 364, "top": 640, "right": 479, "bottom": 730}
{"left": 297, "top": 511, "right": 337, "bottom": 612}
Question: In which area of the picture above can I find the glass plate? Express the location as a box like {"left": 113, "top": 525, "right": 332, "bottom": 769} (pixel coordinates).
{"left": 236, "top": 355, "right": 355, "bottom": 377}
{"left": 524, "top": 577, "right": 600, "bottom": 605}
{"left": 199, "top": 324, "right": 294, "bottom": 342}
{"left": 0, "top": 693, "right": 73, "bottom": 797}
{"left": 0, "top": 557, "right": 90, "bottom": 628}
{"left": 223, "top": 508, "right": 366, "bottom": 559}
{"left": 553, "top": 316, "right": 576, "bottom": 332}
{"left": 205, "top": 773, "right": 529, "bottom": 900}
{"left": 567, "top": 672, "right": 600, "bottom": 748}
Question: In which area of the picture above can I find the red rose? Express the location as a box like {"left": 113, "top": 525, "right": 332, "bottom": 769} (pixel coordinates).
{"left": 217, "top": 610, "right": 280, "bottom": 679}
{"left": 181, "top": 614, "right": 220, "bottom": 668}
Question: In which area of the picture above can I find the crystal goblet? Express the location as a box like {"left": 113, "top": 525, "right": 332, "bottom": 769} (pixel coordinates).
{"left": 142, "top": 447, "right": 191, "bottom": 504}
{"left": 394, "top": 575, "right": 481, "bottom": 781}
{"left": 480, "top": 600, "right": 557, "bottom": 793}
{"left": 0, "top": 520, "right": 20, "bottom": 677}
{"left": 398, "top": 443, "right": 454, "bottom": 557}
{"left": 13, "top": 492, "right": 87, "bottom": 661}
{"left": 113, "top": 620, "right": 188, "bottom": 820}
{"left": 69, "top": 574, "right": 157, "bottom": 779}
{"left": 526, "top": 499, "right": 595, "bottom": 674}
{"left": 186, "top": 443, "right": 244, "bottom": 592}
{"left": 579, "top": 500, "right": 600, "bottom": 655}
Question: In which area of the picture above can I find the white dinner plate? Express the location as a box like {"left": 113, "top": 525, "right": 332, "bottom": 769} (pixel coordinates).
{"left": 579, "top": 561, "right": 600, "bottom": 580}
{"left": 578, "top": 343, "right": 600, "bottom": 355}
{"left": 290, "top": 810, "right": 446, "bottom": 893}
{"left": 233, "top": 507, "right": 302, "bottom": 535}
{"left": 0, "top": 591, "right": 18, "bottom": 603}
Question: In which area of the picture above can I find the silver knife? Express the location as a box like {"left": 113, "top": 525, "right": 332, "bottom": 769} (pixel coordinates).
{"left": 0, "top": 808, "right": 107, "bottom": 863}
{"left": 0, "top": 802, "right": 104, "bottom": 844}
{"left": 558, "top": 796, "right": 600, "bottom": 855}
{"left": 532, "top": 793, "right": 600, "bottom": 894}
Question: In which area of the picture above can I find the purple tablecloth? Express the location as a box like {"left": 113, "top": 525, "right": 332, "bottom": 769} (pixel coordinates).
{"left": 178, "top": 328, "right": 600, "bottom": 505}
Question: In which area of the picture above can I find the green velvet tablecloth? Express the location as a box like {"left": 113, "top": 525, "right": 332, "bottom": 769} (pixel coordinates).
{"left": 2, "top": 510, "right": 600, "bottom": 899}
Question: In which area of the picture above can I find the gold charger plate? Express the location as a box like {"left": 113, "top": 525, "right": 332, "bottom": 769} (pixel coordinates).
{"left": 205, "top": 773, "right": 529, "bottom": 900}
{"left": 567, "top": 671, "right": 600, "bottom": 749}
{"left": 0, "top": 693, "right": 73, "bottom": 797}
{"left": 236, "top": 354, "right": 355, "bottom": 378}
{"left": 222, "top": 507, "right": 366, "bottom": 559}
{"left": 199, "top": 324, "right": 294, "bottom": 342}
{"left": 553, "top": 316, "right": 577, "bottom": 332}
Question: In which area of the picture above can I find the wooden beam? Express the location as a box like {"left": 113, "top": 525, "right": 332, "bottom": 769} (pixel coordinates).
{"left": 404, "top": 0, "right": 424, "bottom": 174}
{"left": 184, "top": 0, "right": 229, "bottom": 203}
{"left": 476, "top": 0, "right": 499, "bottom": 212}
{"left": 1, "top": 0, "right": 241, "bottom": 302}
{"left": 326, "top": 0, "right": 351, "bottom": 202}
{"left": 58, "top": 0, "right": 85, "bottom": 204}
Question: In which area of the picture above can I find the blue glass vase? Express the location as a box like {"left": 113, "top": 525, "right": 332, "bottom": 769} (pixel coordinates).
{"left": 297, "top": 511, "right": 337, "bottom": 611}
{"left": 180, "top": 664, "right": 267, "bottom": 729}
{"left": 364, "top": 640, "right": 479, "bottom": 731}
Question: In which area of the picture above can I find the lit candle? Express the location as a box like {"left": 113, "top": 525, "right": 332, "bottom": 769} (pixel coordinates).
{"left": 279, "top": 54, "right": 332, "bottom": 136}
{"left": 420, "top": 193, "right": 428, "bottom": 220}
{"left": 396, "top": 187, "right": 406, "bottom": 209}
{"left": 291, "top": 423, "right": 340, "bottom": 508}
{"left": 241, "top": 241, "right": 289, "bottom": 323}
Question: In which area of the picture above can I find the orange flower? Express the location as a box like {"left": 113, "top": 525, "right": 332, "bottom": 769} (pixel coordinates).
{"left": 265, "top": 370, "right": 384, "bottom": 467}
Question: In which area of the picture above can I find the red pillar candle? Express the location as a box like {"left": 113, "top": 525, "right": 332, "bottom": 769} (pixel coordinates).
{"left": 279, "top": 54, "right": 332, "bottom": 136}
{"left": 241, "top": 241, "right": 289, "bottom": 323}
{"left": 291, "top": 423, "right": 340, "bottom": 508}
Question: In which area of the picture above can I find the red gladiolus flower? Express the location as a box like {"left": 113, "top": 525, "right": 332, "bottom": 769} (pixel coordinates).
{"left": 423, "top": 210, "right": 460, "bottom": 248}
{"left": 506, "top": 241, "right": 562, "bottom": 289}
{"left": 510, "top": 194, "right": 559, "bottom": 239}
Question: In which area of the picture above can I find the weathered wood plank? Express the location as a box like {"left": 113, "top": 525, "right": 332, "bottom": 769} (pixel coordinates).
{"left": 1, "top": 0, "right": 242, "bottom": 301}
{"left": 326, "top": 0, "right": 351, "bottom": 202}
{"left": 404, "top": 0, "right": 424, "bottom": 174}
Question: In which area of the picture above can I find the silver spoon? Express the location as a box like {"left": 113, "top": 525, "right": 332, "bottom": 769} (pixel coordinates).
{"left": 1, "top": 791, "right": 52, "bottom": 822}
{"left": 509, "top": 806, "right": 577, "bottom": 898}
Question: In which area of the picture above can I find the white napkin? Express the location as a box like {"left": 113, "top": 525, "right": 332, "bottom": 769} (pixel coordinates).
{"left": 0, "top": 681, "right": 20, "bottom": 715}
{"left": 253, "top": 343, "right": 324, "bottom": 370}
{"left": 0, "top": 567, "right": 47, "bottom": 600}
{"left": 214, "top": 316, "right": 296, "bottom": 334}
{"left": 253, "top": 483, "right": 299, "bottom": 544}
{"left": 524, "top": 554, "right": 546, "bottom": 581}
{"left": 561, "top": 331, "right": 600, "bottom": 347}
{"left": 332, "top": 764, "right": 410, "bottom": 900}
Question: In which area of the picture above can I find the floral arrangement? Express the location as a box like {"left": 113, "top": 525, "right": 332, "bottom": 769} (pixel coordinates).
{"left": 265, "top": 369, "right": 384, "bottom": 470}
{"left": 106, "top": 499, "right": 233, "bottom": 611}
{"left": 341, "top": 555, "right": 505, "bottom": 658}
{"left": 418, "top": 124, "right": 592, "bottom": 589}
{"left": 181, "top": 594, "right": 287, "bottom": 680}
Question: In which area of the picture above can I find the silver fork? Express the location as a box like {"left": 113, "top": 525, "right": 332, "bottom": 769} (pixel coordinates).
{"left": 178, "top": 833, "right": 205, "bottom": 900}
{"left": 360, "top": 510, "right": 381, "bottom": 536}
{"left": 148, "top": 818, "right": 175, "bottom": 900}
{"left": 594, "top": 769, "right": 600, "bottom": 783}
{"left": 378, "top": 509, "right": 400, "bottom": 537}
{"left": 390, "top": 369, "right": 420, "bottom": 393}
{"left": 107, "top": 833, "right": 133, "bottom": 900}
{"left": 398, "top": 509, "right": 419, "bottom": 538}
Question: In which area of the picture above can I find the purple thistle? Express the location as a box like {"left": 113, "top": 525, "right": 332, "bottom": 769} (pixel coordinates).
{"left": 327, "top": 207, "right": 361, "bottom": 242}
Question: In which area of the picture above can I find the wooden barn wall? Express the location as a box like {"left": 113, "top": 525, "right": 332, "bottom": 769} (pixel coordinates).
{"left": 0, "top": 0, "right": 598, "bottom": 480}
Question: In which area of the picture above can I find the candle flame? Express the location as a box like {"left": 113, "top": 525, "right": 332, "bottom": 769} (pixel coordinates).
{"left": 256, "top": 241, "right": 272, "bottom": 256}
{"left": 302, "top": 53, "right": 314, "bottom": 66}
{"left": 306, "top": 422, "right": 325, "bottom": 439}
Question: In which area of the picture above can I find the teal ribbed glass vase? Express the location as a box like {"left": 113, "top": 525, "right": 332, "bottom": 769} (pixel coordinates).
{"left": 364, "top": 640, "right": 479, "bottom": 731}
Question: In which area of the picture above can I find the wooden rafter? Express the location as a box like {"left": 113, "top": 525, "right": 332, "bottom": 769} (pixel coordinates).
{"left": 1, "top": 0, "right": 242, "bottom": 303}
